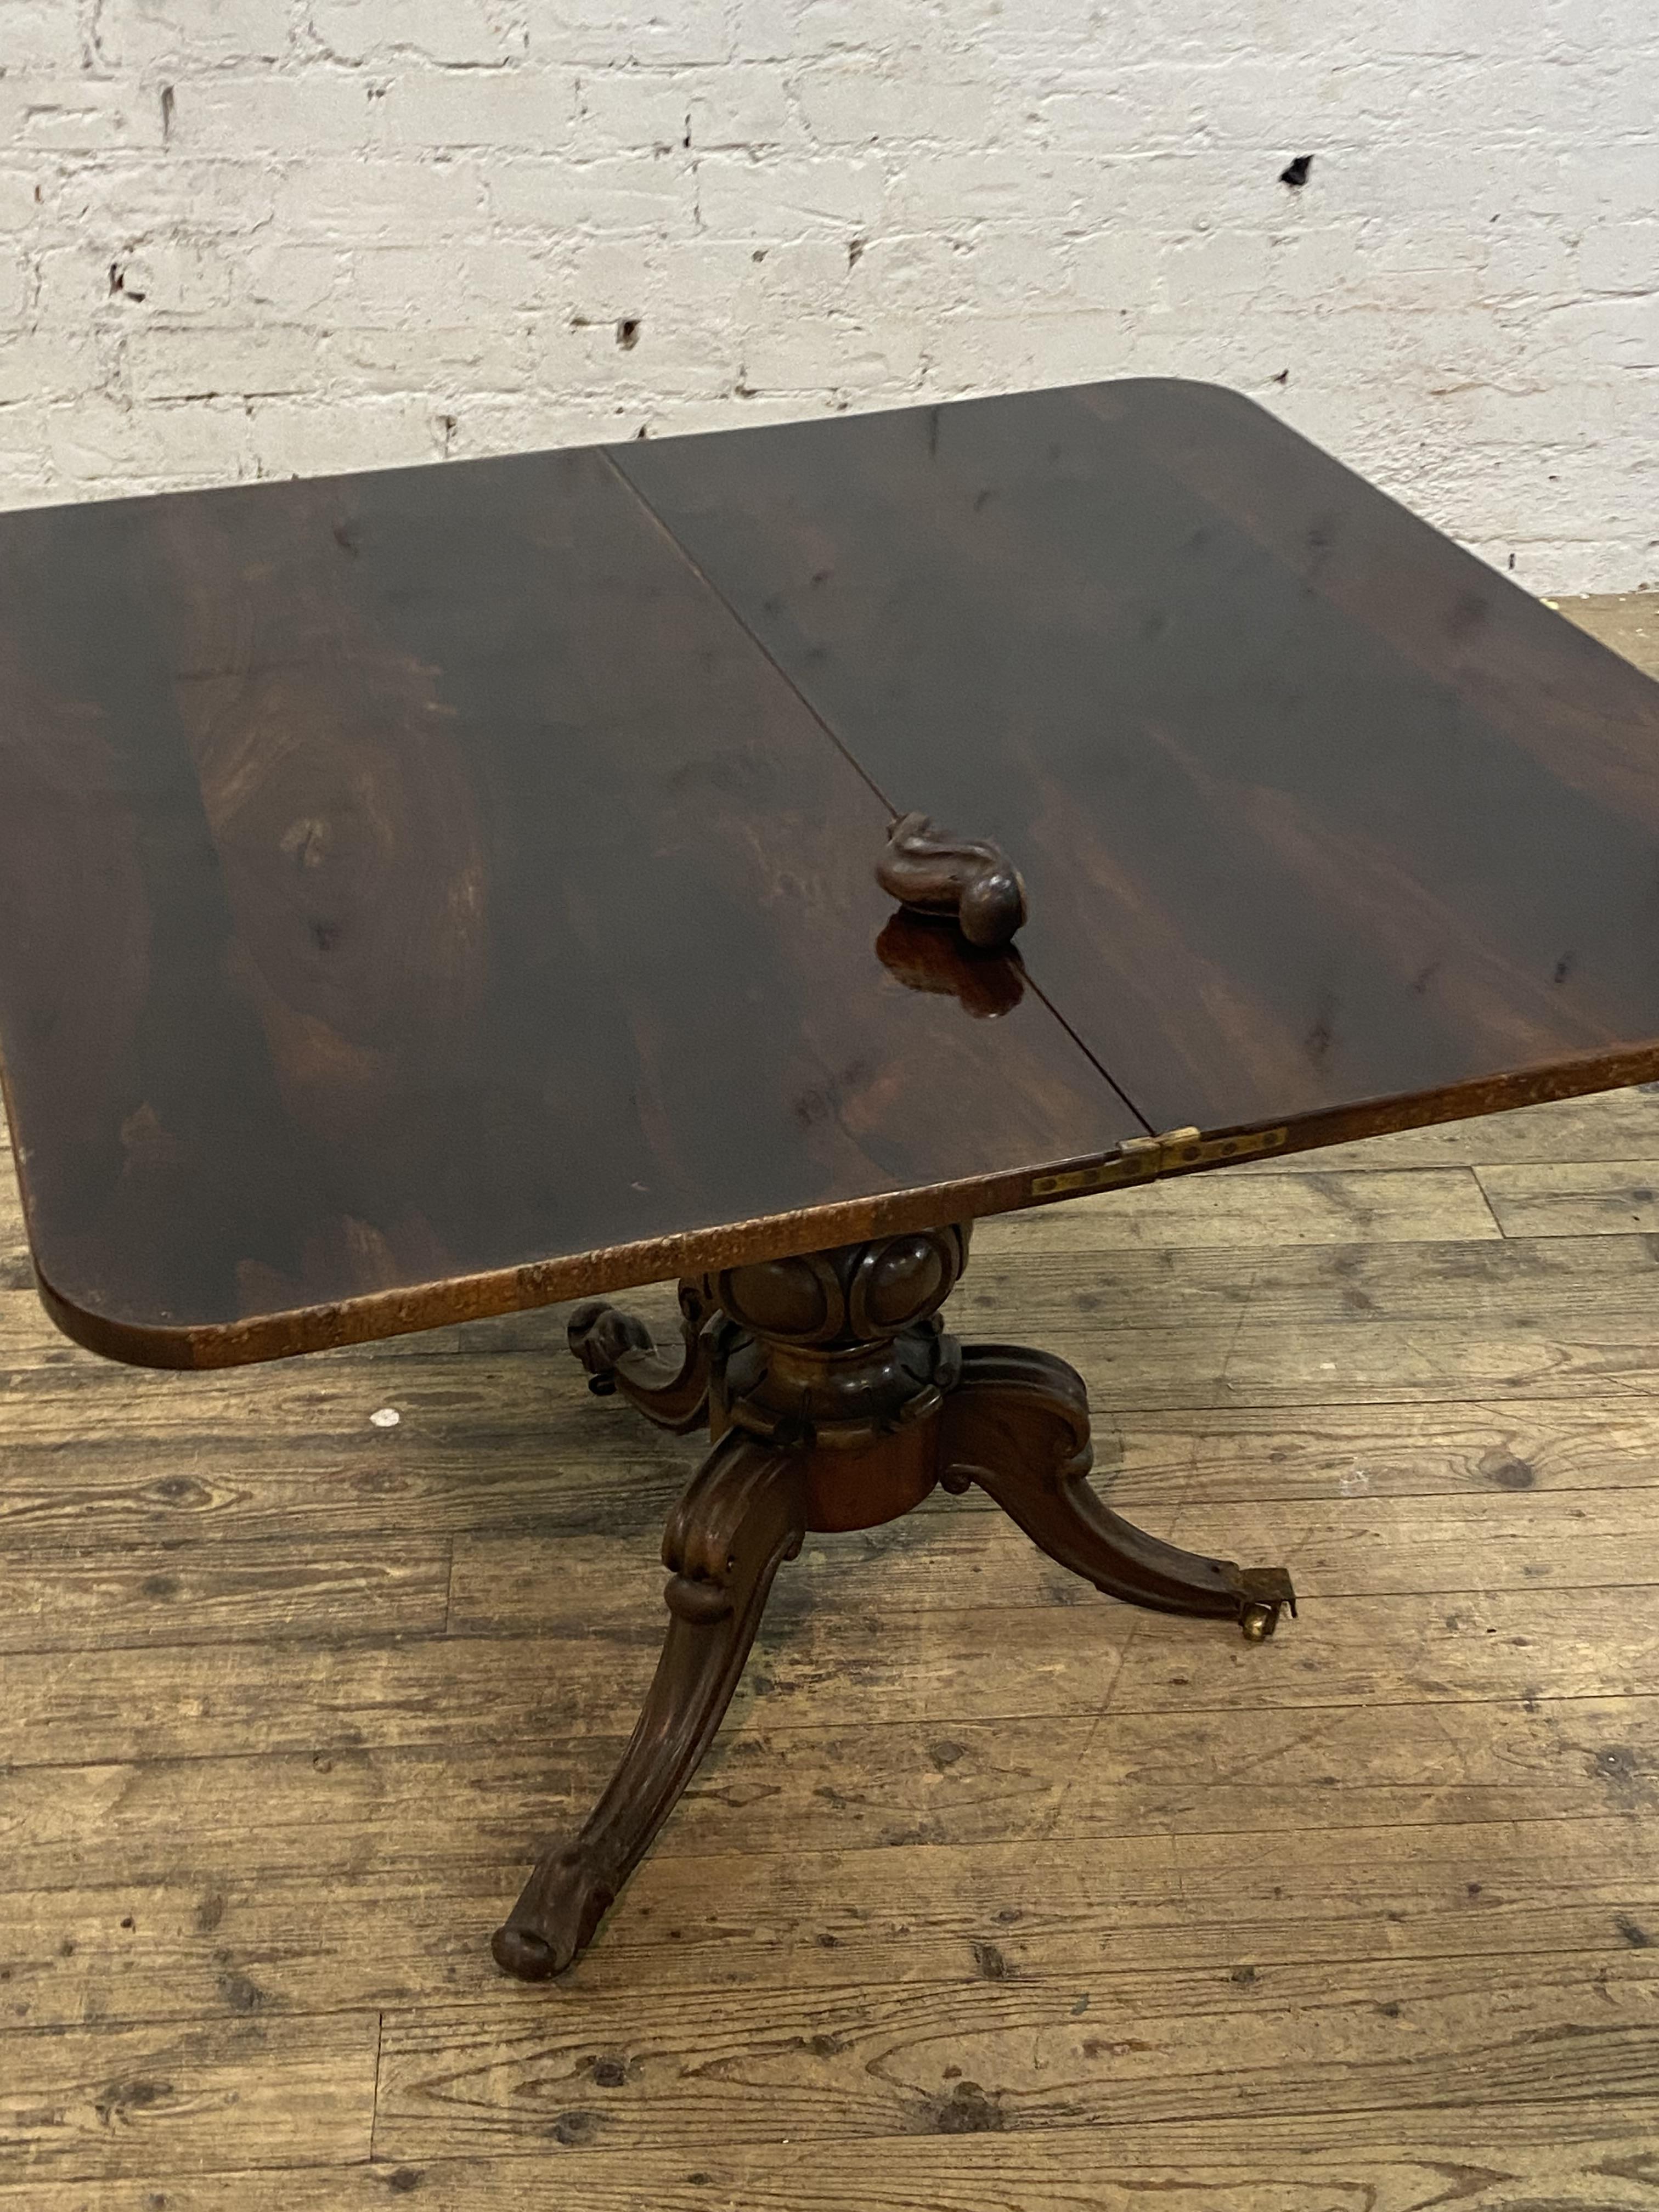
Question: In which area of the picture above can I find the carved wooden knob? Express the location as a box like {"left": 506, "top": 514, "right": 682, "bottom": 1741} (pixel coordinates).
{"left": 876, "top": 811, "right": 1028, "bottom": 949}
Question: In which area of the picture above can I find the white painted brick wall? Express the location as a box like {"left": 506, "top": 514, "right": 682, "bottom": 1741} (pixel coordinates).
{"left": 1, "top": 0, "right": 1655, "bottom": 589}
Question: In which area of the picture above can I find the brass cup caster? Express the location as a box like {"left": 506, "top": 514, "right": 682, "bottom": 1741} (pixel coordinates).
{"left": 1227, "top": 1565, "right": 1297, "bottom": 1642}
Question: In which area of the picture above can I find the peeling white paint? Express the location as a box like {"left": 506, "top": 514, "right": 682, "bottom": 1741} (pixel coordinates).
{"left": 0, "top": 1, "right": 1655, "bottom": 591}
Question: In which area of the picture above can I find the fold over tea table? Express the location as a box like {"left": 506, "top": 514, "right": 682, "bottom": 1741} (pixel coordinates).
{"left": 4, "top": 378, "right": 1658, "bottom": 1980}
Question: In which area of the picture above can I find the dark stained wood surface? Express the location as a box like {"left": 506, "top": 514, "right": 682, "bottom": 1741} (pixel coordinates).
{"left": 617, "top": 378, "right": 1659, "bottom": 1139}
{"left": 0, "top": 447, "right": 1133, "bottom": 1365}
{"left": 7, "top": 379, "right": 1659, "bottom": 1369}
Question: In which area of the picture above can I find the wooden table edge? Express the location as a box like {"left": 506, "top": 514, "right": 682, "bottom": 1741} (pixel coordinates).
{"left": 22, "top": 1036, "right": 1659, "bottom": 1373}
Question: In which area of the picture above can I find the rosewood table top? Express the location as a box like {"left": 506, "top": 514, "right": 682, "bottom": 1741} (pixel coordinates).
{"left": 3, "top": 376, "right": 1658, "bottom": 1369}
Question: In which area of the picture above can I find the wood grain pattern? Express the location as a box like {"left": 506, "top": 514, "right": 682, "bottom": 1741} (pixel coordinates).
{"left": 1475, "top": 1158, "right": 1659, "bottom": 1237}
{"left": 10, "top": 2118, "right": 1659, "bottom": 2212}
{"left": 7, "top": 1815, "right": 1659, "bottom": 2030}
{"left": 980, "top": 1163, "right": 1503, "bottom": 1247}
{"left": 5, "top": 1689, "right": 1654, "bottom": 1914}
{"left": 0, "top": 2011, "right": 377, "bottom": 2182}
{"left": 0, "top": 447, "right": 1131, "bottom": 1366}
{"left": 1, "top": 1537, "right": 451, "bottom": 1653}
{"left": 3, "top": 1583, "right": 1656, "bottom": 1779}
{"left": 372, "top": 1951, "right": 1659, "bottom": 2154}
{"left": 617, "top": 380, "right": 1659, "bottom": 1142}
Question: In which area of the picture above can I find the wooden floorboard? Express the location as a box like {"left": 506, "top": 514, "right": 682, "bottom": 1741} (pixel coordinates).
{"left": 4, "top": 594, "right": 1659, "bottom": 2201}
{"left": 11, "top": 2114, "right": 1659, "bottom": 2212}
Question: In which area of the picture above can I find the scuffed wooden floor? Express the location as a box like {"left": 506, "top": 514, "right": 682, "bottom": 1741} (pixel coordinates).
{"left": 4, "top": 595, "right": 1659, "bottom": 2209}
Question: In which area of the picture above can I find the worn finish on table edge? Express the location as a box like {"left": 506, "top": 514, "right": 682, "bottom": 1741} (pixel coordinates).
{"left": 22, "top": 1036, "right": 1659, "bottom": 1372}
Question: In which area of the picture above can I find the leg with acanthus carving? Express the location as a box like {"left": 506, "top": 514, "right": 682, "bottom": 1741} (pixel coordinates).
{"left": 941, "top": 1343, "right": 1296, "bottom": 1640}
{"left": 491, "top": 1428, "right": 806, "bottom": 1980}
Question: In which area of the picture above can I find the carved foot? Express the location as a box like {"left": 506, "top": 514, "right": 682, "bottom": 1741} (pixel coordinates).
{"left": 941, "top": 1345, "right": 1295, "bottom": 1638}
{"left": 493, "top": 1432, "right": 806, "bottom": 1980}
{"left": 568, "top": 1279, "right": 716, "bottom": 1434}
{"left": 490, "top": 1845, "right": 614, "bottom": 1979}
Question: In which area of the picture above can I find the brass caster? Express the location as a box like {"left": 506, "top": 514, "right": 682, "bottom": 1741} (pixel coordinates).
{"left": 1227, "top": 1564, "right": 1296, "bottom": 1643}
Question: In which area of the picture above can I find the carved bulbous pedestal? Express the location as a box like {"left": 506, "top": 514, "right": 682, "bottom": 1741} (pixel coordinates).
{"left": 491, "top": 1224, "right": 1294, "bottom": 1981}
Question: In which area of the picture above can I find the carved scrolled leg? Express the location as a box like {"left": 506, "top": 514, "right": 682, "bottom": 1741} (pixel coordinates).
{"left": 942, "top": 1345, "right": 1295, "bottom": 1639}
{"left": 492, "top": 1431, "right": 806, "bottom": 1980}
{"left": 567, "top": 1278, "right": 716, "bottom": 1434}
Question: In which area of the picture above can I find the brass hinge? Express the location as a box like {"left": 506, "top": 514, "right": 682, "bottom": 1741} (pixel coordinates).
{"left": 1029, "top": 1122, "right": 1290, "bottom": 1200}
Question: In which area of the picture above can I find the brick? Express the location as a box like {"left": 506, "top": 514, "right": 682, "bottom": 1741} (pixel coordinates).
{"left": 51, "top": 158, "right": 278, "bottom": 238}
{"left": 1068, "top": 228, "right": 1166, "bottom": 314}
{"left": 576, "top": 68, "right": 788, "bottom": 158}
{"left": 0, "top": 251, "right": 30, "bottom": 323}
{"left": 32, "top": 240, "right": 235, "bottom": 324}
{"left": 169, "top": 74, "right": 377, "bottom": 156}
{"left": 333, "top": 240, "right": 557, "bottom": 325}
{"left": 967, "top": 0, "right": 1179, "bottom": 67}
{"left": 846, "top": 232, "right": 975, "bottom": 317}
{"left": 271, "top": 157, "right": 488, "bottom": 241}
{"left": 525, "top": 0, "right": 730, "bottom": 69}
{"left": 238, "top": 242, "right": 346, "bottom": 319}
{"left": 696, "top": 154, "right": 886, "bottom": 240}
{"left": 0, "top": 77, "right": 165, "bottom": 154}
{"left": 376, "top": 66, "right": 576, "bottom": 150}
{"left": 562, "top": 232, "right": 774, "bottom": 331}
{"left": 563, "top": 233, "right": 673, "bottom": 319}
{"left": 99, "top": 0, "right": 292, "bottom": 69}
{"left": 45, "top": 393, "right": 250, "bottom": 487}
{"left": 0, "top": 170, "right": 40, "bottom": 234}
{"left": 437, "top": 390, "right": 627, "bottom": 456}
{"left": 0, "top": 332, "right": 95, "bottom": 407}
{"left": 129, "top": 325, "right": 324, "bottom": 402}
{"left": 244, "top": 392, "right": 439, "bottom": 478}
{"left": 742, "top": 314, "right": 924, "bottom": 394}
{"left": 107, "top": 238, "right": 239, "bottom": 315}
{"left": 1260, "top": 221, "right": 1370, "bottom": 297}
{"left": 0, "top": 405, "right": 46, "bottom": 489}
{"left": 685, "top": 65, "right": 793, "bottom": 151}
{"left": 1527, "top": 295, "right": 1659, "bottom": 373}
{"left": 732, "top": 0, "right": 968, "bottom": 63}
{"left": 1161, "top": 228, "right": 1276, "bottom": 311}
{"left": 725, "top": 235, "right": 849, "bottom": 309}
{"left": 489, "top": 153, "right": 695, "bottom": 236}
{"left": 952, "top": 227, "right": 1077, "bottom": 307}
{"left": 0, "top": 0, "right": 86, "bottom": 68}
{"left": 1482, "top": 219, "right": 1578, "bottom": 300}
{"left": 1386, "top": 0, "right": 1583, "bottom": 59}
{"left": 574, "top": 70, "right": 695, "bottom": 154}
{"left": 309, "top": 0, "right": 528, "bottom": 66}
{"left": 324, "top": 321, "right": 534, "bottom": 395}
{"left": 534, "top": 304, "right": 733, "bottom": 396}
{"left": 795, "top": 68, "right": 999, "bottom": 149}
{"left": 884, "top": 149, "right": 1096, "bottom": 231}
{"left": 1581, "top": 223, "right": 1659, "bottom": 297}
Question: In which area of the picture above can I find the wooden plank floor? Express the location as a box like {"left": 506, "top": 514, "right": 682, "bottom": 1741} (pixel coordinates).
{"left": 5, "top": 594, "right": 1659, "bottom": 2208}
